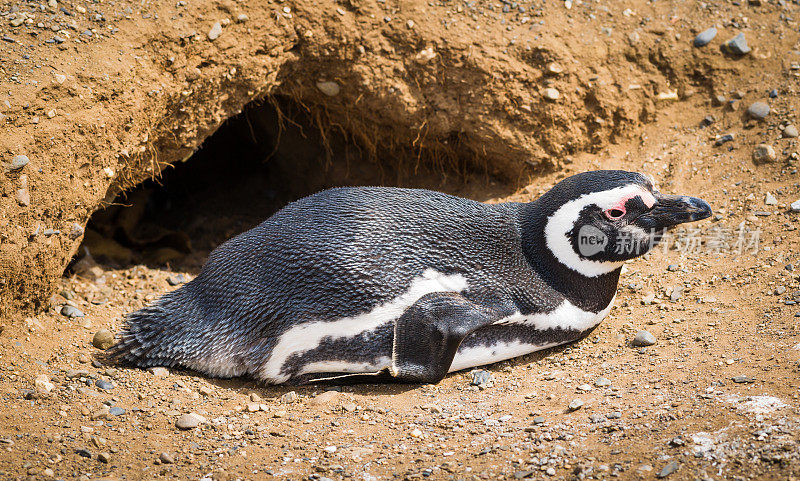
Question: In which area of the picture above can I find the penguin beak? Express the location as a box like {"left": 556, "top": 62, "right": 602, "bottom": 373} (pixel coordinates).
{"left": 645, "top": 193, "right": 713, "bottom": 227}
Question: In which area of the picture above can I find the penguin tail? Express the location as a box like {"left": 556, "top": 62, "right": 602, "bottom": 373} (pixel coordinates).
{"left": 104, "top": 293, "right": 190, "bottom": 369}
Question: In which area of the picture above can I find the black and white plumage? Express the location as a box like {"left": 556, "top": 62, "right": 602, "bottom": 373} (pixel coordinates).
{"left": 108, "top": 170, "right": 712, "bottom": 384}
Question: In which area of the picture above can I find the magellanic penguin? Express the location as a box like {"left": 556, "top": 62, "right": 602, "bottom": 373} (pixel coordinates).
{"left": 108, "top": 170, "right": 712, "bottom": 384}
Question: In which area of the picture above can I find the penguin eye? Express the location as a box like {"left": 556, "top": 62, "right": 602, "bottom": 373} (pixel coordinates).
{"left": 605, "top": 208, "right": 626, "bottom": 220}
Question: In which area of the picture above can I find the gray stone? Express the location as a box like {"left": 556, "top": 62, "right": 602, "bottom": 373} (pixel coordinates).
{"left": 159, "top": 452, "right": 175, "bottom": 464}
{"left": 783, "top": 124, "right": 798, "bottom": 138}
{"left": 167, "top": 274, "right": 186, "bottom": 286}
{"left": 61, "top": 305, "right": 85, "bottom": 318}
{"left": 15, "top": 188, "right": 30, "bottom": 207}
{"left": 693, "top": 27, "right": 716, "bottom": 47}
{"left": 765, "top": 193, "right": 778, "bottom": 205}
{"left": 97, "top": 452, "right": 111, "bottom": 463}
{"left": 8, "top": 154, "right": 29, "bottom": 170}
{"left": 108, "top": 406, "right": 125, "bottom": 416}
{"left": 790, "top": 200, "right": 800, "bottom": 212}
{"left": 148, "top": 366, "right": 169, "bottom": 377}
{"left": 207, "top": 22, "right": 222, "bottom": 41}
{"left": 594, "top": 377, "right": 612, "bottom": 387}
{"left": 632, "top": 330, "right": 656, "bottom": 347}
{"left": 92, "top": 329, "right": 114, "bottom": 349}
{"left": 543, "top": 88, "right": 560, "bottom": 101}
{"left": 669, "top": 286, "right": 683, "bottom": 302}
{"left": 316, "top": 81, "right": 340, "bottom": 97}
{"left": 567, "top": 399, "right": 584, "bottom": 411}
{"left": 752, "top": 144, "right": 777, "bottom": 163}
{"left": 658, "top": 461, "right": 679, "bottom": 478}
{"left": 732, "top": 375, "right": 755, "bottom": 384}
{"left": 95, "top": 379, "right": 113, "bottom": 390}
{"left": 724, "top": 32, "right": 751, "bottom": 55}
{"left": 667, "top": 264, "right": 679, "bottom": 271}
{"left": 280, "top": 390, "right": 298, "bottom": 403}
{"left": 747, "top": 101, "right": 770, "bottom": 120}
{"left": 176, "top": 413, "right": 202, "bottom": 430}
{"left": 471, "top": 370, "right": 493, "bottom": 386}
{"left": 236, "top": 13, "right": 248, "bottom": 23}
{"left": 607, "top": 411, "right": 622, "bottom": 419}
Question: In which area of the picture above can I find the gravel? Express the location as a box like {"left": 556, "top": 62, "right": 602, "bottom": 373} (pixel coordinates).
{"left": 693, "top": 27, "right": 716, "bottom": 47}
{"left": 632, "top": 330, "right": 656, "bottom": 347}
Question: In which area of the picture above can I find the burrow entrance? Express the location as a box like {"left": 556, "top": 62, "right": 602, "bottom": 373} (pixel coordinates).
{"left": 72, "top": 97, "right": 514, "bottom": 274}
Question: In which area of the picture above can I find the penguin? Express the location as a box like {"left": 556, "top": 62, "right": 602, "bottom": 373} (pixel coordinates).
{"left": 108, "top": 170, "right": 712, "bottom": 384}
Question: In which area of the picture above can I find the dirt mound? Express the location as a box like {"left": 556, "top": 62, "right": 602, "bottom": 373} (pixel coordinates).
{"left": 0, "top": 0, "right": 743, "bottom": 315}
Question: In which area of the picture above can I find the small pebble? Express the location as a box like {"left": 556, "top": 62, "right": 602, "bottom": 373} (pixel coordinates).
{"left": 95, "top": 380, "right": 113, "bottom": 391}
{"left": 714, "top": 134, "right": 734, "bottom": 147}
{"left": 543, "top": 88, "right": 560, "bottom": 101}
{"left": 208, "top": 22, "right": 222, "bottom": 40}
{"left": 747, "top": 101, "right": 770, "bottom": 120}
{"left": 732, "top": 375, "right": 755, "bottom": 384}
{"left": 8, "top": 154, "right": 29, "bottom": 170}
{"left": 632, "top": 330, "right": 656, "bottom": 347}
{"left": 658, "top": 461, "right": 679, "bottom": 478}
{"left": 752, "top": 144, "right": 777, "bottom": 163}
{"left": 765, "top": 193, "right": 778, "bottom": 205}
{"left": 176, "top": 413, "right": 202, "bottom": 430}
{"left": 769, "top": 89, "right": 779, "bottom": 98}
{"left": 159, "top": 452, "right": 175, "bottom": 464}
{"left": 316, "top": 81, "right": 340, "bottom": 97}
{"left": 783, "top": 124, "right": 798, "bottom": 138}
{"left": 281, "top": 391, "right": 298, "bottom": 403}
{"left": 97, "top": 452, "right": 111, "bottom": 463}
{"left": 148, "top": 366, "right": 169, "bottom": 377}
{"left": 667, "top": 264, "right": 679, "bottom": 271}
{"left": 723, "top": 32, "right": 751, "bottom": 55}
{"left": 790, "top": 200, "right": 800, "bottom": 212}
{"left": 92, "top": 329, "right": 114, "bottom": 349}
{"left": 167, "top": 274, "right": 186, "bottom": 286}
{"left": 15, "top": 189, "right": 30, "bottom": 207}
{"left": 236, "top": 13, "right": 248, "bottom": 22}
{"left": 471, "top": 370, "right": 493, "bottom": 386}
{"left": 594, "top": 377, "right": 612, "bottom": 387}
{"left": 108, "top": 406, "right": 125, "bottom": 416}
{"left": 61, "top": 305, "right": 85, "bottom": 318}
{"left": 568, "top": 399, "right": 584, "bottom": 411}
{"left": 693, "top": 27, "right": 716, "bottom": 47}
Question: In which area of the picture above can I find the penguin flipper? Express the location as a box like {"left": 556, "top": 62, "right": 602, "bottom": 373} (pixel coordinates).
{"left": 390, "top": 292, "right": 497, "bottom": 384}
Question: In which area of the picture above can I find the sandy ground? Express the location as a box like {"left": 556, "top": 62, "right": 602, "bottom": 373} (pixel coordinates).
{"left": 3, "top": 0, "right": 800, "bottom": 480}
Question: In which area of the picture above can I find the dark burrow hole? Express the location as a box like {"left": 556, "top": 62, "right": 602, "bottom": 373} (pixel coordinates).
{"left": 72, "top": 97, "right": 512, "bottom": 274}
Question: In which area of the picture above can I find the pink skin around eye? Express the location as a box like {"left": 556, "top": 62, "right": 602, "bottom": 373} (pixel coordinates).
{"left": 605, "top": 189, "right": 656, "bottom": 220}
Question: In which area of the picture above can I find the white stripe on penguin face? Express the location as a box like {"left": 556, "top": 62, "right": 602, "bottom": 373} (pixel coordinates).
{"left": 544, "top": 184, "right": 656, "bottom": 277}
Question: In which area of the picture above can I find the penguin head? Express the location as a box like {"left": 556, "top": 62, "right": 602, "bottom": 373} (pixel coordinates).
{"left": 537, "top": 170, "right": 712, "bottom": 277}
